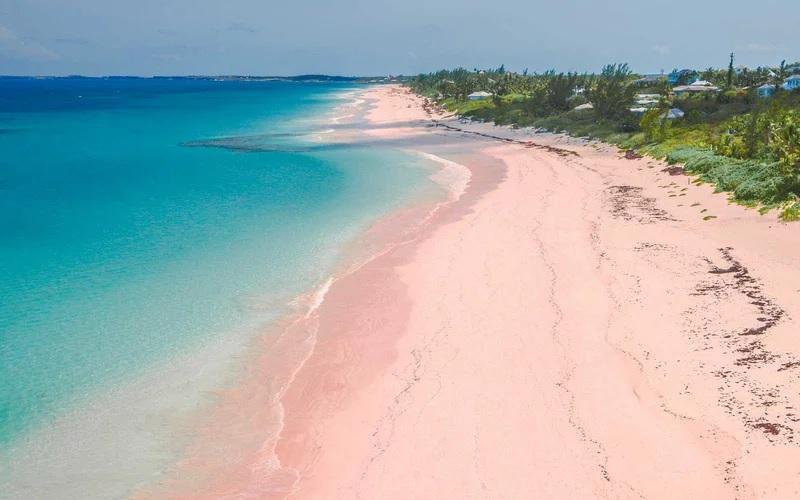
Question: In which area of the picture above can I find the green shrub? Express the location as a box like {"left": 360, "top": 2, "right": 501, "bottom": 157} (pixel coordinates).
{"left": 781, "top": 201, "right": 800, "bottom": 221}
{"left": 666, "top": 148, "right": 798, "bottom": 205}
{"left": 588, "top": 64, "right": 636, "bottom": 120}
{"left": 640, "top": 108, "right": 670, "bottom": 142}
{"left": 713, "top": 106, "right": 800, "bottom": 174}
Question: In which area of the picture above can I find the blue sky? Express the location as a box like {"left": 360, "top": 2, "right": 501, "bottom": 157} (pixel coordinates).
{"left": 0, "top": 0, "right": 797, "bottom": 76}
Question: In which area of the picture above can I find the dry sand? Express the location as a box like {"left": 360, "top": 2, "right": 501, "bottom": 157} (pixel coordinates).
{"left": 147, "top": 86, "right": 800, "bottom": 499}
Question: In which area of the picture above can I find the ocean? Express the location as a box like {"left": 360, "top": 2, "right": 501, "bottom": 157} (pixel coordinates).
{"left": 0, "top": 77, "right": 437, "bottom": 497}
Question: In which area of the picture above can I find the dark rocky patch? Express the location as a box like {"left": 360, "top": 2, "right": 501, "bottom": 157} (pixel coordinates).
{"left": 623, "top": 149, "right": 642, "bottom": 160}
{"left": 662, "top": 165, "right": 685, "bottom": 176}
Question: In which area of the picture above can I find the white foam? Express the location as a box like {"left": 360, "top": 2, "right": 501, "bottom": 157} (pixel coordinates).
{"left": 306, "top": 277, "right": 334, "bottom": 319}
{"left": 418, "top": 152, "right": 472, "bottom": 202}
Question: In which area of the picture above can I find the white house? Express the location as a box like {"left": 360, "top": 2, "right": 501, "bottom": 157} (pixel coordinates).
{"left": 635, "top": 93, "right": 660, "bottom": 106}
{"left": 468, "top": 91, "right": 492, "bottom": 101}
{"left": 673, "top": 80, "right": 720, "bottom": 96}
{"left": 783, "top": 75, "right": 800, "bottom": 91}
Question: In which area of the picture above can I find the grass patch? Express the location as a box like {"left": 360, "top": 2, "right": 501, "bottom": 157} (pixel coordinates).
{"left": 664, "top": 148, "right": 799, "bottom": 208}
{"left": 780, "top": 201, "right": 800, "bottom": 221}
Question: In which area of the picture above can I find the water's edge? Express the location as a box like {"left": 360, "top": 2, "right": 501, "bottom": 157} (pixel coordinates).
{"left": 0, "top": 85, "right": 450, "bottom": 500}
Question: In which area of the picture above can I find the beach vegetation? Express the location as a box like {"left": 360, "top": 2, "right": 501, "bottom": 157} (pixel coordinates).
{"left": 407, "top": 59, "right": 800, "bottom": 217}
{"left": 781, "top": 200, "right": 800, "bottom": 221}
{"left": 588, "top": 64, "right": 636, "bottom": 121}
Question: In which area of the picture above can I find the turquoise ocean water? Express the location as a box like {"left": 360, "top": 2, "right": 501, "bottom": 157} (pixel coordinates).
{"left": 0, "top": 78, "right": 434, "bottom": 454}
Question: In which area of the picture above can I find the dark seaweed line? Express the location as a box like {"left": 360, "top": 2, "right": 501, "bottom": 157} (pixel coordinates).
{"left": 430, "top": 120, "right": 581, "bottom": 158}
{"left": 699, "top": 247, "right": 797, "bottom": 443}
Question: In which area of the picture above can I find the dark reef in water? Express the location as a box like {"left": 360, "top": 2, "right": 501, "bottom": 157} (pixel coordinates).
{"left": 183, "top": 135, "right": 316, "bottom": 153}
{"left": 182, "top": 132, "right": 357, "bottom": 154}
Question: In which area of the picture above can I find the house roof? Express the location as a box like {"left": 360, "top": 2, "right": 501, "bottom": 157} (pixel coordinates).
{"left": 468, "top": 91, "right": 492, "bottom": 97}
{"left": 786, "top": 75, "right": 800, "bottom": 81}
{"left": 633, "top": 76, "right": 662, "bottom": 83}
{"left": 573, "top": 103, "right": 594, "bottom": 110}
{"left": 673, "top": 82, "right": 720, "bottom": 93}
{"left": 665, "top": 108, "right": 685, "bottom": 119}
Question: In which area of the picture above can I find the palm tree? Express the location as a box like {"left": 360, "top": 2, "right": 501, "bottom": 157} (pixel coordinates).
{"left": 775, "top": 60, "right": 788, "bottom": 86}
{"left": 726, "top": 52, "right": 736, "bottom": 89}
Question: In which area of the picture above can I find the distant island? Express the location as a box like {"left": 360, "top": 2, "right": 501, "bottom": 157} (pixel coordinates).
{"left": 0, "top": 74, "right": 401, "bottom": 84}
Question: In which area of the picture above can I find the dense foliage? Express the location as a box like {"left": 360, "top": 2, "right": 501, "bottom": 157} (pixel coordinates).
{"left": 666, "top": 148, "right": 797, "bottom": 205}
{"left": 713, "top": 102, "right": 800, "bottom": 175}
{"left": 407, "top": 60, "right": 800, "bottom": 218}
{"left": 588, "top": 64, "right": 636, "bottom": 121}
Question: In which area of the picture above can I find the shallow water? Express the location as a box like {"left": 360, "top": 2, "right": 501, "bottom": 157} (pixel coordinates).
{"left": 0, "top": 78, "right": 437, "bottom": 497}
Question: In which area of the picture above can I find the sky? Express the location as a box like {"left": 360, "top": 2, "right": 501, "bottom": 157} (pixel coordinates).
{"left": 0, "top": 0, "right": 797, "bottom": 76}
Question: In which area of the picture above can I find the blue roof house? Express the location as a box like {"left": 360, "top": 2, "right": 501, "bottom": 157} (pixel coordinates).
{"left": 758, "top": 84, "right": 776, "bottom": 98}
{"left": 667, "top": 69, "right": 699, "bottom": 86}
{"left": 783, "top": 75, "right": 800, "bottom": 91}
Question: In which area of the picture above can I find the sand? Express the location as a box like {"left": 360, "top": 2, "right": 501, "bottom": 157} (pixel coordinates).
{"left": 146, "top": 86, "right": 800, "bottom": 499}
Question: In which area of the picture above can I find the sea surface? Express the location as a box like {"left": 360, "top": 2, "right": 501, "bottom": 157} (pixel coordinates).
{"left": 0, "top": 77, "right": 437, "bottom": 497}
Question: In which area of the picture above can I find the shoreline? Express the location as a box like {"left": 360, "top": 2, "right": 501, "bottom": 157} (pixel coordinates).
{"left": 1, "top": 84, "right": 451, "bottom": 500}
{"left": 132, "top": 86, "right": 494, "bottom": 498}
{"left": 151, "top": 85, "right": 800, "bottom": 498}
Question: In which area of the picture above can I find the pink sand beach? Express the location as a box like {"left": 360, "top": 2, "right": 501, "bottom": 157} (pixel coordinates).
{"left": 141, "top": 85, "right": 800, "bottom": 499}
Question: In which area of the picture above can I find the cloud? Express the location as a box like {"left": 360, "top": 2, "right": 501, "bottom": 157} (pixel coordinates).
{"left": 0, "top": 25, "right": 58, "bottom": 61}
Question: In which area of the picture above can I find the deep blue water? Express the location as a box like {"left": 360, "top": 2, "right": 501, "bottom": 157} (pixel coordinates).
{"left": 0, "top": 78, "right": 432, "bottom": 446}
